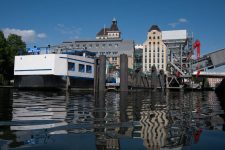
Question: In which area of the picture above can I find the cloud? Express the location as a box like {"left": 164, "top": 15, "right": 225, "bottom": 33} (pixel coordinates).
{"left": 178, "top": 18, "right": 187, "bottom": 23}
{"left": 2, "top": 28, "right": 47, "bottom": 43}
{"left": 55, "top": 24, "right": 82, "bottom": 38}
{"left": 168, "top": 22, "right": 178, "bottom": 28}
{"left": 168, "top": 18, "right": 188, "bottom": 28}
{"left": 37, "top": 33, "right": 47, "bottom": 38}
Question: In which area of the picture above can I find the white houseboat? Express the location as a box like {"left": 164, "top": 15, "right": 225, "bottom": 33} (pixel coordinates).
{"left": 14, "top": 50, "right": 95, "bottom": 89}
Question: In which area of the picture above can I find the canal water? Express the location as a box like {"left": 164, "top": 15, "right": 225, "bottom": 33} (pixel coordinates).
{"left": 0, "top": 88, "right": 225, "bottom": 150}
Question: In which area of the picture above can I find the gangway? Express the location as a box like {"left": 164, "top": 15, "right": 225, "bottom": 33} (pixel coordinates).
{"left": 164, "top": 31, "right": 225, "bottom": 88}
{"left": 193, "top": 48, "right": 225, "bottom": 71}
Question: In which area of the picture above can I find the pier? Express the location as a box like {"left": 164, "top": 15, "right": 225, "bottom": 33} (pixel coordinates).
{"left": 94, "top": 48, "right": 225, "bottom": 91}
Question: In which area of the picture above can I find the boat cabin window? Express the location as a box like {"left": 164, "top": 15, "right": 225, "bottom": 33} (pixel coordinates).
{"left": 68, "top": 62, "right": 75, "bottom": 71}
{"left": 79, "top": 64, "right": 85, "bottom": 72}
{"left": 86, "top": 65, "right": 92, "bottom": 73}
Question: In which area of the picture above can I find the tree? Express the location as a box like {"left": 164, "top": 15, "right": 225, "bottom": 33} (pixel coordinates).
{"left": 5, "top": 34, "right": 26, "bottom": 80}
{"left": 0, "top": 31, "right": 7, "bottom": 84}
{"left": 0, "top": 31, "right": 26, "bottom": 84}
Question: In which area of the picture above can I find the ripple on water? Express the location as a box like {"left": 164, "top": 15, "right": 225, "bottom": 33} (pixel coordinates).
{"left": 0, "top": 89, "right": 224, "bottom": 149}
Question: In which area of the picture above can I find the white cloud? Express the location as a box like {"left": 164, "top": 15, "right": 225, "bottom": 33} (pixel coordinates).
{"left": 37, "top": 33, "right": 47, "bottom": 38}
{"left": 178, "top": 18, "right": 187, "bottom": 23}
{"left": 55, "top": 24, "right": 82, "bottom": 39}
{"left": 168, "top": 18, "right": 188, "bottom": 28}
{"left": 2, "top": 28, "right": 47, "bottom": 43}
{"left": 168, "top": 22, "right": 178, "bottom": 28}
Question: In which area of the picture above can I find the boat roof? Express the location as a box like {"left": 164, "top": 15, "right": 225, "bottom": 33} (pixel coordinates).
{"left": 62, "top": 49, "right": 96, "bottom": 57}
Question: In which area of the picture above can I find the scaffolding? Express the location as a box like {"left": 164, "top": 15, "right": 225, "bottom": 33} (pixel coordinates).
{"left": 163, "top": 31, "right": 194, "bottom": 88}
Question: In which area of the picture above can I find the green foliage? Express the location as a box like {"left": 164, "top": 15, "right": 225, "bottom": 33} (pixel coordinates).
{"left": 0, "top": 31, "right": 26, "bottom": 84}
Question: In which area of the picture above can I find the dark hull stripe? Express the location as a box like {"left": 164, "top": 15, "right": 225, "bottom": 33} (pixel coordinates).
{"left": 14, "top": 75, "right": 94, "bottom": 89}
{"left": 15, "top": 69, "right": 52, "bottom": 72}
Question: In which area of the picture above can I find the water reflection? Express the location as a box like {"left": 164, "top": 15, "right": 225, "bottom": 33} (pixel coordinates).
{"left": 0, "top": 89, "right": 224, "bottom": 150}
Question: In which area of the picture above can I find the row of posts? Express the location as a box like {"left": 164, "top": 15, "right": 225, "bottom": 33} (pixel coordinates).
{"left": 94, "top": 54, "right": 165, "bottom": 92}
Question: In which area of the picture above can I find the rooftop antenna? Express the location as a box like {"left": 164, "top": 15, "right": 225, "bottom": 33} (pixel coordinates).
{"left": 104, "top": 24, "right": 106, "bottom": 34}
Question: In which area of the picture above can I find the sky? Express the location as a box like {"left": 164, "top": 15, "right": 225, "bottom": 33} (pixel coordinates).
{"left": 1, "top": 0, "right": 225, "bottom": 56}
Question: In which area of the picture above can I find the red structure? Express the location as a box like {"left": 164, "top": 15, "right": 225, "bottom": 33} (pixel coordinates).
{"left": 194, "top": 40, "right": 201, "bottom": 77}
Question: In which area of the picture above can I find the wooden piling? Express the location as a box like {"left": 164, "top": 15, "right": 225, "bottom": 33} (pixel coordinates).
{"left": 120, "top": 54, "right": 128, "bottom": 91}
{"left": 99, "top": 55, "right": 106, "bottom": 92}
{"left": 159, "top": 69, "right": 165, "bottom": 92}
{"left": 151, "top": 65, "right": 158, "bottom": 91}
{"left": 94, "top": 58, "right": 99, "bottom": 93}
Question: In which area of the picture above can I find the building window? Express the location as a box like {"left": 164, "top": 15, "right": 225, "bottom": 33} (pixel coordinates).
{"left": 76, "top": 44, "right": 80, "bottom": 48}
{"left": 115, "top": 44, "right": 118, "bottom": 47}
{"left": 149, "top": 36, "right": 151, "bottom": 39}
{"left": 109, "top": 44, "right": 112, "bottom": 47}
{"left": 162, "top": 59, "right": 164, "bottom": 63}
{"left": 149, "top": 42, "right": 151, "bottom": 44}
{"left": 153, "top": 42, "right": 155, "bottom": 45}
{"left": 79, "top": 64, "right": 85, "bottom": 72}
{"left": 153, "top": 32, "right": 156, "bottom": 34}
{"left": 157, "top": 42, "right": 160, "bottom": 45}
{"left": 86, "top": 65, "right": 92, "bottom": 73}
{"left": 145, "top": 48, "right": 147, "bottom": 52}
{"left": 96, "top": 44, "right": 99, "bottom": 47}
{"left": 157, "top": 36, "right": 160, "bottom": 39}
{"left": 89, "top": 44, "right": 92, "bottom": 48}
{"left": 112, "top": 57, "right": 117, "bottom": 61}
{"left": 153, "top": 36, "right": 155, "bottom": 39}
{"left": 102, "top": 44, "right": 106, "bottom": 47}
{"left": 68, "top": 62, "right": 75, "bottom": 71}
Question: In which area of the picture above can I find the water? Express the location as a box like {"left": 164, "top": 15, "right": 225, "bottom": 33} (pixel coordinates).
{"left": 0, "top": 88, "right": 225, "bottom": 150}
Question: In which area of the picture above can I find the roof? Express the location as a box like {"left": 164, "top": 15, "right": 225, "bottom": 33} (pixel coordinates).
{"left": 148, "top": 25, "right": 161, "bottom": 32}
{"left": 96, "top": 19, "right": 120, "bottom": 36}
{"left": 162, "top": 30, "right": 187, "bottom": 40}
{"left": 110, "top": 20, "right": 119, "bottom": 31}
{"left": 96, "top": 28, "right": 110, "bottom": 36}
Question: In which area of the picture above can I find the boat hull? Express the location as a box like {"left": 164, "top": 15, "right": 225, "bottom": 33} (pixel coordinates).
{"left": 14, "top": 75, "right": 94, "bottom": 90}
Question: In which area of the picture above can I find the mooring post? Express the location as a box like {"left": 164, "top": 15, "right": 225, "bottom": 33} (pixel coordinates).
{"left": 99, "top": 55, "right": 106, "bottom": 92}
{"left": 94, "top": 58, "right": 99, "bottom": 93}
{"left": 151, "top": 65, "right": 158, "bottom": 91}
{"left": 66, "top": 76, "right": 70, "bottom": 91}
{"left": 66, "top": 55, "right": 70, "bottom": 91}
{"left": 159, "top": 69, "right": 165, "bottom": 92}
{"left": 120, "top": 54, "right": 128, "bottom": 91}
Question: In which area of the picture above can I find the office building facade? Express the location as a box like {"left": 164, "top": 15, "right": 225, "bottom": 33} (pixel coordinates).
{"left": 143, "top": 25, "right": 167, "bottom": 73}
{"left": 54, "top": 19, "right": 134, "bottom": 69}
